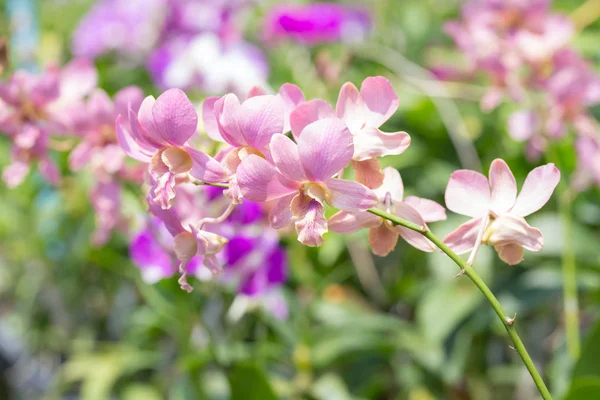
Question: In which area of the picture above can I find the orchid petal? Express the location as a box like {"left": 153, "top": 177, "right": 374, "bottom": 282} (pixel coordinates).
{"left": 298, "top": 118, "right": 354, "bottom": 182}
{"left": 494, "top": 244, "right": 525, "bottom": 265}
{"left": 486, "top": 215, "right": 543, "bottom": 251}
{"left": 359, "top": 76, "right": 399, "bottom": 128}
{"left": 489, "top": 159, "right": 517, "bottom": 214}
{"left": 187, "top": 147, "right": 227, "bottom": 183}
{"left": 291, "top": 193, "right": 328, "bottom": 247}
{"left": 116, "top": 115, "right": 153, "bottom": 162}
{"left": 336, "top": 81, "right": 367, "bottom": 132}
{"left": 373, "top": 167, "right": 404, "bottom": 203}
{"left": 237, "top": 154, "right": 297, "bottom": 202}
{"left": 394, "top": 202, "right": 435, "bottom": 252}
{"left": 152, "top": 88, "right": 198, "bottom": 146}
{"left": 270, "top": 134, "right": 307, "bottom": 182}
{"left": 329, "top": 210, "right": 381, "bottom": 234}
{"left": 443, "top": 217, "right": 483, "bottom": 255}
{"left": 278, "top": 83, "right": 305, "bottom": 133}
{"left": 202, "top": 96, "right": 225, "bottom": 142}
{"left": 325, "top": 178, "right": 378, "bottom": 211}
{"left": 238, "top": 95, "right": 284, "bottom": 150}
{"left": 269, "top": 194, "right": 294, "bottom": 229}
{"left": 352, "top": 159, "right": 384, "bottom": 189}
{"left": 352, "top": 128, "right": 411, "bottom": 161}
{"left": 445, "top": 170, "right": 491, "bottom": 217}
{"left": 369, "top": 224, "right": 399, "bottom": 256}
{"left": 511, "top": 163, "right": 560, "bottom": 217}
{"left": 289, "top": 99, "right": 335, "bottom": 140}
{"left": 403, "top": 196, "right": 447, "bottom": 223}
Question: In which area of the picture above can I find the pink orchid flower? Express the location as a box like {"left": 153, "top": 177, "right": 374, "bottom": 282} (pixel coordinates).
{"left": 116, "top": 88, "right": 226, "bottom": 209}
{"left": 289, "top": 76, "right": 410, "bottom": 188}
{"left": 236, "top": 118, "right": 377, "bottom": 246}
{"left": 329, "top": 167, "right": 446, "bottom": 256}
{"left": 444, "top": 159, "right": 560, "bottom": 265}
{"left": 148, "top": 193, "right": 228, "bottom": 293}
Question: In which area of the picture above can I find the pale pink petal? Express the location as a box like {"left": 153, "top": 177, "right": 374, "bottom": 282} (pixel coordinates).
{"left": 247, "top": 86, "right": 267, "bottom": 97}
{"left": 445, "top": 170, "right": 490, "bottom": 217}
{"left": 201, "top": 97, "right": 225, "bottom": 142}
{"left": 59, "top": 59, "right": 98, "bottom": 102}
{"left": 359, "top": 76, "right": 399, "bottom": 128}
{"left": 511, "top": 163, "right": 560, "bottom": 217}
{"left": 114, "top": 86, "right": 144, "bottom": 116}
{"left": 237, "top": 155, "right": 297, "bottom": 202}
{"left": 3, "top": 160, "right": 30, "bottom": 188}
{"left": 369, "top": 224, "right": 400, "bottom": 256}
{"left": 336, "top": 82, "right": 367, "bottom": 132}
{"left": 352, "top": 128, "right": 411, "bottom": 161}
{"left": 489, "top": 159, "right": 517, "bottom": 214}
{"left": 187, "top": 147, "right": 228, "bottom": 183}
{"left": 270, "top": 134, "right": 307, "bottom": 182}
{"left": 238, "top": 95, "right": 284, "bottom": 150}
{"left": 443, "top": 217, "right": 483, "bottom": 255}
{"left": 101, "top": 144, "right": 125, "bottom": 174}
{"left": 215, "top": 94, "right": 245, "bottom": 146}
{"left": 289, "top": 99, "right": 335, "bottom": 140}
{"left": 508, "top": 110, "right": 536, "bottom": 141}
{"left": 480, "top": 87, "right": 504, "bottom": 112}
{"left": 278, "top": 83, "right": 305, "bottom": 133}
{"left": 147, "top": 197, "right": 185, "bottom": 236}
{"left": 297, "top": 118, "right": 354, "bottom": 182}
{"left": 269, "top": 194, "right": 294, "bottom": 229}
{"left": 291, "top": 193, "right": 328, "bottom": 247}
{"left": 352, "top": 159, "right": 384, "bottom": 189}
{"left": 329, "top": 210, "right": 381, "bottom": 234}
{"left": 394, "top": 202, "right": 435, "bottom": 252}
{"left": 373, "top": 167, "right": 404, "bottom": 203}
{"left": 152, "top": 172, "right": 177, "bottom": 210}
{"left": 494, "top": 244, "right": 525, "bottom": 265}
{"left": 115, "top": 115, "right": 153, "bottom": 162}
{"left": 486, "top": 215, "right": 543, "bottom": 251}
{"left": 87, "top": 89, "right": 114, "bottom": 124}
{"left": 138, "top": 95, "right": 163, "bottom": 145}
{"left": 403, "top": 196, "right": 447, "bottom": 223}
{"left": 152, "top": 88, "right": 198, "bottom": 146}
{"left": 69, "top": 140, "right": 93, "bottom": 171}
{"left": 325, "top": 178, "right": 378, "bottom": 211}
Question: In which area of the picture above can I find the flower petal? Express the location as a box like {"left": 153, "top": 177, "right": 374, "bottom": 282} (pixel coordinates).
{"left": 291, "top": 193, "right": 328, "bottom": 247}
{"left": 511, "top": 163, "right": 560, "bottom": 217}
{"left": 394, "top": 202, "right": 435, "bottom": 252}
{"left": 445, "top": 170, "right": 491, "bottom": 217}
{"left": 215, "top": 93, "right": 245, "bottom": 146}
{"left": 373, "top": 167, "right": 404, "bottom": 203}
{"left": 489, "top": 159, "right": 517, "bottom": 214}
{"left": 201, "top": 96, "right": 225, "bottom": 142}
{"left": 115, "top": 114, "right": 153, "bottom": 162}
{"left": 494, "top": 243, "right": 525, "bottom": 265}
{"left": 298, "top": 118, "right": 354, "bottom": 182}
{"left": 351, "top": 159, "right": 384, "bottom": 189}
{"left": 289, "top": 99, "right": 335, "bottom": 140}
{"left": 369, "top": 224, "right": 399, "bottom": 256}
{"left": 238, "top": 95, "right": 284, "bottom": 150}
{"left": 152, "top": 88, "right": 198, "bottom": 146}
{"left": 359, "top": 76, "right": 399, "bottom": 128}
{"left": 508, "top": 110, "right": 536, "bottom": 141}
{"left": 443, "top": 217, "right": 483, "bottom": 255}
{"left": 59, "top": 58, "right": 98, "bottom": 102}
{"left": 269, "top": 194, "right": 294, "bottom": 229}
{"left": 485, "top": 215, "right": 543, "bottom": 251}
{"left": 187, "top": 147, "right": 228, "bottom": 183}
{"left": 270, "top": 134, "right": 307, "bottom": 182}
{"left": 237, "top": 154, "right": 297, "bottom": 202}
{"left": 325, "top": 178, "right": 378, "bottom": 211}
{"left": 403, "top": 196, "right": 447, "bottom": 223}
{"left": 336, "top": 81, "right": 367, "bottom": 132}
{"left": 278, "top": 83, "right": 305, "bottom": 133}
{"left": 352, "top": 128, "right": 411, "bottom": 161}
{"left": 329, "top": 210, "right": 381, "bottom": 234}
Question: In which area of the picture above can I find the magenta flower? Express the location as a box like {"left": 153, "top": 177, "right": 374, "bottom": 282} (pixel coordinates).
{"left": 329, "top": 167, "right": 446, "bottom": 256}
{"left": 290, "top": 76, "right": 410, "bottom": 188}
{"left": 236, "top": 118, "right": 377, "bottom": 246}
{"left": 116, "top": 88, "right": 226, "bottom": 209}
{"left": 444, "top": 159, "right": 560, "bottom": 265}
{"left": 262, "top": 3, "right": 371, "bottom": 45}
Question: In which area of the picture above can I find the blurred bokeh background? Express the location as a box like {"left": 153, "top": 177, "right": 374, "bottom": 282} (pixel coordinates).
{"left": 1, "top": 0, "right": 599, "bottom": 399}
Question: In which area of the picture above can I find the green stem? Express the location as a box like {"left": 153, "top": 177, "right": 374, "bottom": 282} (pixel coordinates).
{"left": 559, "top": 190, "right": 580, "bottom": 359}
{"left": 368, "top": 208, "right": 553, "bottom": 400}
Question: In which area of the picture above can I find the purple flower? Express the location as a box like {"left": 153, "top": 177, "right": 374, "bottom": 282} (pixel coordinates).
{"left": 263, "top": 3, "right": 371, "bottom": 45}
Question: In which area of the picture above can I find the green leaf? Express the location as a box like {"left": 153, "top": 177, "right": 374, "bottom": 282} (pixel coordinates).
{"left": 227, "top": 363, "right": 278, "bottom": 400}
{"left": 564, "top": 377, "right": 600, "bottom": 400}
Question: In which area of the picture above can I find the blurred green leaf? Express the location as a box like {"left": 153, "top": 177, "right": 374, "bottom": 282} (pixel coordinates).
{"left": 227, "top": 363, "right": 278, "bottom": 400}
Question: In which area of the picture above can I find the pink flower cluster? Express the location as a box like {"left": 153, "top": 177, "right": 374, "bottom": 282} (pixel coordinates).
{"left": 114, "top": 75, "right": 560, "bottom": 290}
{"left": 441, "top": 0, "right": 600, "bottom": 176}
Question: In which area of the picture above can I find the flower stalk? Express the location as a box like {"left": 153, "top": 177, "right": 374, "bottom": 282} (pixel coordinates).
{"left": 368, "top": 207, "right": 552, "bottom": 400}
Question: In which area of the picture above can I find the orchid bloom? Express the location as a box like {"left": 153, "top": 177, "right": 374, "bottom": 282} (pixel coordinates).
{"left": 329, "top": 167, "right": 446, "bottom": 256}
{"left": 116, "top": 88, "right": 226, "bottom": 209}
{"left": 444, "top": 159, "right": 560, "bottom": 265}
{"left": 289, "top": 76, "right": 410, "bottom": 188}
{"left": 148, "top": 195, "right": 228, "bottom": 292}
{"left": 237, "top": 117, "right": 377, "bottom": 246}
{"left": 202, "top": 85, "right": 304, "bottom": 202}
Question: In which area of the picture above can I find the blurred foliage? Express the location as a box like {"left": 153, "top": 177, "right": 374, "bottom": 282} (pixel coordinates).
{"left": 0, "top": 0, "right": 599, "bottom": 399}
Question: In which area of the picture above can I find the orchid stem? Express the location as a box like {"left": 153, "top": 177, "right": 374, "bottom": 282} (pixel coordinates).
{"left": 367, "top": 207, "right": 552, "bottom": 400}
{"left": 559, "top": 189, "right": 580, "bottom": 360}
